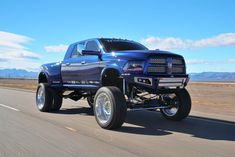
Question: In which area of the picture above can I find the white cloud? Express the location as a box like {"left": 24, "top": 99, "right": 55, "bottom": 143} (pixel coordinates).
{"left": 0, "top": 31, "right": 32, "bottom": 49}
{"left": 0, "top": 58, "right": 41, "bottom": 71}
{"left": 193, "top": 33, "right": 235, "bottom": 48}
{"left": 142, "top": 33, "right": 235, "bottom": 50}
{"left": 0, "top": 31, "right": 41, "bottom": 71}
{"left": 0, "top": 58, "right": 8, "bottom": 62}
{"left": 186, "top": 58, "right": 235, "bottom": 65}
{"left": 186, "top": 59, "right": 208, "bottom": 65}
{"left": 228, "top": 58, "right": 235, "bottom": 63}
{"left": 44, "top": 44, "right": 68, "bottom": 53}
{"left": 142, "top": 36, "right": 189, "bottom": 50}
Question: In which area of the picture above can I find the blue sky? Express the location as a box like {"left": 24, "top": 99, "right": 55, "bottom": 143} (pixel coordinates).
{"left": 0, "top": 0, "right": 235, "bottom": 72}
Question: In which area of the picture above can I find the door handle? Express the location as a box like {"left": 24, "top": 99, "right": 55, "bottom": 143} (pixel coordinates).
{"left": 81, "top": 61, "right": 86, "bottom": 64}
{"left": 65, "top": 63, "right": 70, "bottom": 66}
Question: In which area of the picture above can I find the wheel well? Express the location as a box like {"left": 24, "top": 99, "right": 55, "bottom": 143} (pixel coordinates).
{"left": 38, "top": 72, "right": 48, "bottom": 83}
{"left": 102, "top": 69, "right": 122, "bottom": 88}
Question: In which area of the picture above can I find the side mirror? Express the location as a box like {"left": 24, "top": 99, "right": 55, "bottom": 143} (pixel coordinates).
{"left": 82, "top": 50, "right": 101, "bottom": 56}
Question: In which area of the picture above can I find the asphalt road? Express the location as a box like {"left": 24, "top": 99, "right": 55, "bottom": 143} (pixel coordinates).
{"left": 0, "top": 88, "right": 235, "bottom": 157}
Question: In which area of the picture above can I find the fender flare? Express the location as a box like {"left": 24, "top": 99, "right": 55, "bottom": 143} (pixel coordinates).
{"left": 100, "top": 67, "right": 121, "bottom": 85}
{"left": 38, "top": 71, "right": 50, "bottom": 83}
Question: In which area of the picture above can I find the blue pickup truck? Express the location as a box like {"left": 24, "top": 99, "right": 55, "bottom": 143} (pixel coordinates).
{"left": 36, "top": 38, "right": 191, "bottom": 129}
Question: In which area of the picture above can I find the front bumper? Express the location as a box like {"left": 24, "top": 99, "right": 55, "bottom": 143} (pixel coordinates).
{"left": 122, "top": 74, "right": 189, "bottom": 93}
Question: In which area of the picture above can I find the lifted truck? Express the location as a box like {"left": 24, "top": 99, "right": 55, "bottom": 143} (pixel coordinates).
{"left": 36, "top": 38, "right": 191, "bottom": 129}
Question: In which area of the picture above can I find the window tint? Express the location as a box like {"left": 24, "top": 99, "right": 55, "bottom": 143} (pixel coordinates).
{"left": 71, "top": 43, "right": 85, "bottom": 58}
{"left": 100, "top": 39, "right": 148, "bottom": 52}
{"left": 85, "top": 41, "right": 100, "bottom": 51}
{"left": 77, "top": 43, "right": 85, "bottom": 54}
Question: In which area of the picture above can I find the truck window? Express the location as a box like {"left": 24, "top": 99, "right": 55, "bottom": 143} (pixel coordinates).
{"left": 100, "top": 39, "right": 148, "bottom": 52}
{"left": 71, "top": 43, "right": 85, "bottom": 58}
{"left": 85, "top": 41, "right": 100, "bottom": 51}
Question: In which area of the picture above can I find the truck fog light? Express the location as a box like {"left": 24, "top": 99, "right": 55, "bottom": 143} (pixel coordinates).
{"left": 134, "top": 77, "right": 152, "bottom": 86}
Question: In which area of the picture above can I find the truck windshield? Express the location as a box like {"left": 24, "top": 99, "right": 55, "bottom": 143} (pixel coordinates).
{"left": 100, "top": 39, "right": 148, "bottom": 52}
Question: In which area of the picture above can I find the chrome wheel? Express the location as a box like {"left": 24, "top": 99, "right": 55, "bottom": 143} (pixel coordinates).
{"left": 95, "top": 92, "right": 112, "bottom": 125}
{"left": 36, "top": 86, "right": 45, "bottom": 110}
{"left": 162, "top": 96, "right": 179, "bottom": 117}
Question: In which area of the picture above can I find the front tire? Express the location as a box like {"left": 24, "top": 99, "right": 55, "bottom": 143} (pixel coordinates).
{"left": 94, "top": 87, "right": 127, "bottom": 130}
{"left": 160, "top": 88, "right": 191, "bottom": 121}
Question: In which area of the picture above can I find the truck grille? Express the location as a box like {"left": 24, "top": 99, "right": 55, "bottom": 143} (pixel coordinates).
{"left": 147, "top": 57, "right": 185, "bottom": 75}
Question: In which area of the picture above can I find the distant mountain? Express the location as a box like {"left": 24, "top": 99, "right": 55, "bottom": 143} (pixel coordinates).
{"left": 0, "top": 69, "right": 38, "bottom": 79}
{"left": 190, "top": 72, "right": 235, "bottom": 82}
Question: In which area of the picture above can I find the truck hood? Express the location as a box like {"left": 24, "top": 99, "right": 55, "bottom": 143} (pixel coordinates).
{"left": 104, "top": 50, "right": 184, "bottom": 61}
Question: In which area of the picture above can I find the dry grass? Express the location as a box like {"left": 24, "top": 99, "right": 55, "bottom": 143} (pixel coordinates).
{"left": 0, "top": 78, "right": 234, "bottom": 117}
{"left": 187, "top": 82, "right": 235, "bottom": 117}
{"left": 0, "top": 78, "right": 37, "bottom": 91}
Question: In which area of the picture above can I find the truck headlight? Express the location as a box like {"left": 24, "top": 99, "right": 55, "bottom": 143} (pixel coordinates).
{"left": 123, "top": 61, "right": 145, "bottom": 73}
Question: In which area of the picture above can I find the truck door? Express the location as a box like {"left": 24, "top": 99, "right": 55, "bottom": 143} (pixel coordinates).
{"left": 61, "top": 42, "right": 86, "bottom": 84}
{"left": 79, "top": 40, "right": 103, "bottom": 85}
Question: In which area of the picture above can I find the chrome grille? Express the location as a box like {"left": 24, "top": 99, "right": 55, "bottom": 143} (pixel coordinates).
{"left": 149, "top": 58, "right": 166, "bottom": 64}
{"left": 147, "top": 57, "right": 185, "bottom": 75}
{"left": 172, "top": 66, "right": 184, "bottom": 74}
{"left": 172, "top": 58, "right": 183, "bottom": 65}
{"left": 148, "top": 66, "right": 166, "bottom": 73}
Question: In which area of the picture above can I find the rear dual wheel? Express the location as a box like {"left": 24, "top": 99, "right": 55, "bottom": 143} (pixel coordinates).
{"left": 36, "top": 83, "right": 63, "bottom": 112}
